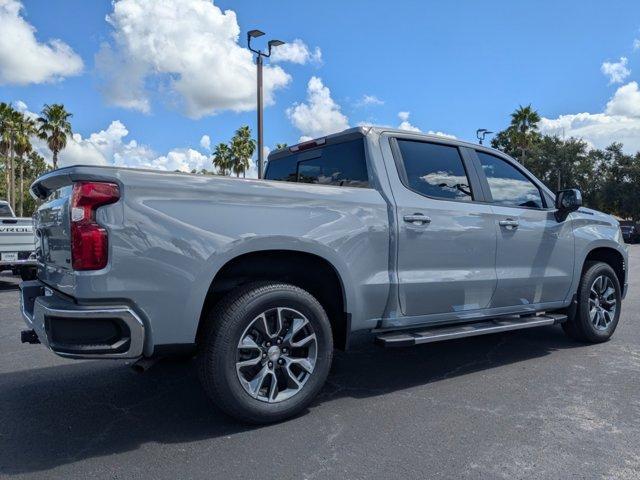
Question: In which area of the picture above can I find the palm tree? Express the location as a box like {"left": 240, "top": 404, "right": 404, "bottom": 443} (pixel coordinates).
{"left": 509, "top": 104, "right": 541, "bottom": 167}
{"left": 0, "top": 104, "right": 23, "bottom": 210}
{"left": 212, "top": 142, "right": 232, "bottom": 175}
{"left": 0, "top": 103, "right": 14, "bottom": 205}
{"left": 13, "top": 115, "right": 37, "bottom": 216}
{"left": 230, "top": 125, "right": 256, "bottom": 178}
{"left": 37, "top": 104, "right": 73, "bottom": 169}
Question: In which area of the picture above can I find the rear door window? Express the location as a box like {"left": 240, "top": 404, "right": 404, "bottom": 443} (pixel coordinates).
{"left": 396, "top": 140, "right": 473, "bottom": 202}
{"left": 265, "top": 139, "right": 369, "bottom": 187}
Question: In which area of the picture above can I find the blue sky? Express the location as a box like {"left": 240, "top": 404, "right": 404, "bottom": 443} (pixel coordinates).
{"left": 1, "top": 0, "right": 640, "bottom": 174}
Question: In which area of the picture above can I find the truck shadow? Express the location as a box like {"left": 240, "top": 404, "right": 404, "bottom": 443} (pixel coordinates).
{"left": 0, "top": 325, "right": 583, "bottom": 475}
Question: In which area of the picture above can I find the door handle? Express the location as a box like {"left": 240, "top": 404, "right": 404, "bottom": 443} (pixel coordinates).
{"left": 403, "top": 214, "right": 431, "bottom": 226}
{"left": 499, "top": 219, "right": 519, "bottom": 229}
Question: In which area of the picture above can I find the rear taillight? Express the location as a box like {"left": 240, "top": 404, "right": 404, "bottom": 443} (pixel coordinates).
{"left": 70, "top": 181, "right": 120, "bottom": 271}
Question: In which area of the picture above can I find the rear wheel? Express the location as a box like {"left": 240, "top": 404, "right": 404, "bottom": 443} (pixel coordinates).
{"left": 198, "top": 282, "right": 333, "bottom": 423}
{"left": 562, "top": 261, "right": 621, "bottom": 343}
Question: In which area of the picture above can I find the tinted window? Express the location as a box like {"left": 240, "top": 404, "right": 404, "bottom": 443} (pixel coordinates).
{"left": 397, "top": 140, "right": 473, "bottom": 201}
{"left": 265, "top": 139, "right": 369, "bottom": 187}
{"left": 477, "top": 152, "right": 543, "bottom": 209}
{"left": 0, "top": 204, "right": 13, "bottom": 217}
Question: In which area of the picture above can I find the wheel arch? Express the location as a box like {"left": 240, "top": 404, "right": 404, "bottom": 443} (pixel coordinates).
{"left": 582, "top": 246, "right": 626, "bottom": 289}
{"left": 196, "top": 249, "right": 352, "bottom": 350}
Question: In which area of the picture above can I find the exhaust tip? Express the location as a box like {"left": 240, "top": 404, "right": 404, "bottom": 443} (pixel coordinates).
{"left": 131, "top": 357, "right": 160, "bottom": 373}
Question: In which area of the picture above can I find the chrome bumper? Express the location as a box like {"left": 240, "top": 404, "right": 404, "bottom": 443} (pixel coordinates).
{"left": 0, "top": 259, "right": 37, "bottom": 267}
{"left": 20, "top": 280, "right": 145, "bottom": 359}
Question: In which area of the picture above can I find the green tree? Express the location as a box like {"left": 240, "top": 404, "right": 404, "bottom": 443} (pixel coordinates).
{"left": 0, "top": 103, "right": 20, "bottom": 211}
{"left": 230, "top": 125, "right": 256, "bottom": 178}
{"left": 212, "top": 142, "right": 232, "bottom": 175}
{"left": 275, "top": 143, "right": 288, "bottom": 150}
{"left": 509, "top": 104, "right": 541, "bottom": 167}
{"left": 13, "top": 114, "right": 37, "bottom": 216}
{"left": 37, "top": 104, "right": 72, "bottom": 170}
{"left": 22, "top": 151, "right": 49, "bottom": 216}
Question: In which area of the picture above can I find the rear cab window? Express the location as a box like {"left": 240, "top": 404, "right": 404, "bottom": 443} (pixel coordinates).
{"left": 265, "top": 138, "right": 369, "bottom": 188}
{"left": 0, "top": 204, "right": 14, "bottom": 217}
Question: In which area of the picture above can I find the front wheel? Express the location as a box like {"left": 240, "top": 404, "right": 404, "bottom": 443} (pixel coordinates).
{"left": 198, "top": 282, "right": 333, "bottom": 423}
{"left": 562, "top": 261, "right": 622, "bottom": 343}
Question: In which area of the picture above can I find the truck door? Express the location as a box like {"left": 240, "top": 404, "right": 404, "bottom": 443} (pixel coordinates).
{"left": 472, "top": 150, "right": 574, "bottom": 308}
{"left": 384, "top": 135, "right": 498, "bottom": 323}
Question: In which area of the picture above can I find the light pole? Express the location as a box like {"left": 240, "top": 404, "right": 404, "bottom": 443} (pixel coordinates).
{"left": 248, "top": 29, "right": 284, "bottom": 179}
{"left": 476, "top": 128, "right": 493, "bottom": 145}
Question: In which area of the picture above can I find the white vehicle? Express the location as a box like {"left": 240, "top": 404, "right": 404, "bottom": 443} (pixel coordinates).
{"left": 0, "top": 200, "right": 36, "bottom": 280}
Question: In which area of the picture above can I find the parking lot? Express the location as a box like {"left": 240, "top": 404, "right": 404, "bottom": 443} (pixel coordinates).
{"left": 0, "top": 246, "right": 638, "bottom": 479}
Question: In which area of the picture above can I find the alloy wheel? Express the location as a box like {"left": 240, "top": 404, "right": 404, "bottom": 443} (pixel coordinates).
{"left": 236, "top": 307, "right": 317, "bottom": 403}
{"left": 589, "top": 275, "right": 617, "bottom": 331}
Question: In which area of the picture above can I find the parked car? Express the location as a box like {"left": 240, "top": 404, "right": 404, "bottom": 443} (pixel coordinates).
{"left": 620, "top": 222, "right": 639, "bottom": 244}
{"left": 0, "top": 200, "right": 37, "bottom": 280}
{"left": 19, "top": 127, "right": 628, "bottom": 423}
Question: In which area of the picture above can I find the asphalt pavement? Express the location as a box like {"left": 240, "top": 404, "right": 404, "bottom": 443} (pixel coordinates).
{"left": 1, "top": 246, "right": 639, "bottom": 479}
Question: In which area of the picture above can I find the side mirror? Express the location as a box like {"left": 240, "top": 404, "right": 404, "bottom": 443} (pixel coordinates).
{"left": 555, "top": 188, "right": 582, "bottom": 221}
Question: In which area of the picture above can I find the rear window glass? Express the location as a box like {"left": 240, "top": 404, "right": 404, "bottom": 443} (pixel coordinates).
{"left": 0, "top": 204, "right": 13, "bottom": 217}
{"left": 265, "top": 139, "right": 369, "bottom": 187}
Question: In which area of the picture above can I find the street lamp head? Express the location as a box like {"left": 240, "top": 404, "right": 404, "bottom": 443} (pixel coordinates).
{"left": 268, "top": 39, "right": 285, "bottom": 48}
{"left": 248, "top": 29, "right": 265, "bottom": 38}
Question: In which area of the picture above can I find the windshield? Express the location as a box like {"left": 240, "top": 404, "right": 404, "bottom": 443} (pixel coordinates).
{"left": 0, "top": 204, "right": 14, "bottom": 217}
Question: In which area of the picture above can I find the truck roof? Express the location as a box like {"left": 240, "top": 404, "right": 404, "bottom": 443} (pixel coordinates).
{"left": 268, "top": 126, "right": 501, "bottom": 160}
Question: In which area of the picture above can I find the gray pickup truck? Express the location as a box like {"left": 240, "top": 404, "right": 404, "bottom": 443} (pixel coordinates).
{"left": 20, "top": 127, "right": 628, "bottom": 423}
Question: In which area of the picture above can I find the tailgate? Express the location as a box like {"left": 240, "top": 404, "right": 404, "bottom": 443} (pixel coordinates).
{"left": 0, "top": 218, "right": 35, "bottom": 252}
{"left": 35, "top": 188, "right": 73, "bottom": 272}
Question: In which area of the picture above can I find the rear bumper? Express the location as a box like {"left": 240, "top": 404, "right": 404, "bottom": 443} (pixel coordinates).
{"left": 0, "top": 259, "right": 37, "bottom": 268}
{"left": 0, "top": 250, "right": 36, "bottom": 268}
{"left": 20, "top": 280, "right": 145, "bottom": 359}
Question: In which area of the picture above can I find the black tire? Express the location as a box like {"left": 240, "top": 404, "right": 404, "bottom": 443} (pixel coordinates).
{"left": 197, "top": 282, "right": 333, "bottom": 424}
{"left": 562, "top": 261, "right": 621, "bottom": 343}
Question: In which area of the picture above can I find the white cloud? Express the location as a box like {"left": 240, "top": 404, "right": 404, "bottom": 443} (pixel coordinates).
{"left": 287, "top": 76, "right": 349, "bottom": 140}
{"left": 26, "top": 113, "right": 210, "bottom": 172}
{"left": 199, "top": 134, "right": 211, "bottom": 151}
{"left": 0, "top": 0, "right": 83, "bottom": 85}
{"left": 601, "top": 57, "right": 630, "bottom": 84}
{"left": 604, "top": 81, "right": 640, "bottom": 117}
{"left": 397, "top": 111, "right": 421, "bottom": 132}
{"left": 270, "top": 39, "right": 322, "bottom": 65}
{"left": 633, "top": 39, "right": 640, "bottom": 51}
{"left": 356, "top": 94, "right": 384, "bottom": 107}
{"left": 96, "top": 0, "right": 291, "bottom": 118}
{"left": 539, "top": 82, "right": 640, "bottom": 153}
